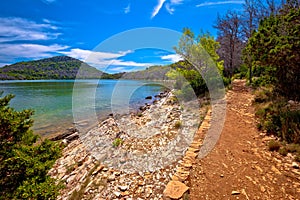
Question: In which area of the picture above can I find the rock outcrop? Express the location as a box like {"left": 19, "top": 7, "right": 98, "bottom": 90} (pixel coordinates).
{"left": 49, "top": 91, "right": 207, "bottom": 199}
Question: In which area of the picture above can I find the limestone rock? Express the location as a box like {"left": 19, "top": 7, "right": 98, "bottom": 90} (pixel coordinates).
{"left": 231, "top": 191, "right": 240, "bottom": 195}
{"left": 113, "top": 191, "right": 121, "bottom": 197}
{"left": 163, "top": 181, "right": 189, "bottom": 199}
{"left": 292, "top": 162, "right": 299, "bottom": 169}
{"left": 107, "top": 174, "right": 116, "bottom": 182}
{"left": 118, "top": 185, "right": 128, "bottom": 191}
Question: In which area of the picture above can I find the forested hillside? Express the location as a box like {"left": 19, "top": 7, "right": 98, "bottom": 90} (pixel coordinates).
{"left": 0, "top": 56, "right": 108, "bottom": 80}
{"left": 121, "top": 65, "right": 171, "bottom": 80}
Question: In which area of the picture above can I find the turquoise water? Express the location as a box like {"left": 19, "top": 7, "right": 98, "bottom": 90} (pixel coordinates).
{"left": 0, "top": 80, "right": 164, "bottom": 137}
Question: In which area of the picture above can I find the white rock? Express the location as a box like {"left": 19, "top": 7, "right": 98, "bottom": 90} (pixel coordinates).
{"left": 113, "top": 191, "right": 121, "bottom": 197}
{"left": 231, "top": 191, "right": 240, "bottom": 195}
{"left": 292, "top": 162, "right": 299, "bottom": 169}
{"left": 108, "top": 175, "right": 116, "bottom": 182}
{"left": 118, "top": 185, "right": 128, "bottom": 191}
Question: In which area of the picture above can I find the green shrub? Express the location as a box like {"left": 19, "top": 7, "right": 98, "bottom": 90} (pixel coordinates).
{"left": 253, "top": 88, "right": 273, "bottom": 104}
{"left": 222, "top": 76, "right": 231, "bottom": 87}
{"left": 0, "top": 93, "right": 63, "bottom": 199}
{"left": 112, "top": 138, "right": 123, "bottom": 147}
{"left": 278, "top": 147, "right": 288, "bottom": 156}
{"left": 174, "top": 120, "right": 182, "bottom": 129}
{"left": 255, "top": 97, "right": 300, "bottom": 144}
{"left": 286, "top": 143, "right": 300, "bottom": 154}
{"left": 268, "top": 139, "right": 281, "bottom": 151}
{"left": 295, "top": 153, "right": 300, "bottom": 162}
{"left": 280, "top": 110, "right": 300, "bottom": 144}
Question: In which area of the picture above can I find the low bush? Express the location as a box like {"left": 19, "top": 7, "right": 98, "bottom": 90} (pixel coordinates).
{"left": 268, "top": 140, "right": 281, "bottom": 151}
{"left": 295, "top": 154, "right": 300, "bottom": 162}
{"left": 0, "top": 93, "right": 63, "bottom": 199}
{"left": 278, "top": 147, "right": 288, "bottom": 156}
{"left": 112, "top": 138, "right": 123, "bottom": 147}
{"left": 174, "top": 120, "right": 182, "bottom": 129}
{"left": 255, "top": 97, "right": 300, "bottom": 144}
{"left": 286, "top": 143, "right": 300, "bottom": 154}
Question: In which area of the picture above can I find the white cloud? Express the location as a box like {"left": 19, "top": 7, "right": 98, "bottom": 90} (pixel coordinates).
{"left": 196, "top": 1, "right": 244, "bottom": 7}
{"left": 0, "top": 43, "right": 69, "bottom": 62}
{"left": 161, "top": 54, "right": 183, "bottom": 63}
{"left": 60, "top": 48, "right": 153, "bottom": 69}
{"left": 150, "top": 0, "right": 184, "bottom": 18}
{"left": 164, "top": 0, "right": 184, "bottom": 15}
{"left": 124, "top": 4, "right": 131, "bottom": 14}
{"left": 107, "top": 66, "right": 145, "bottom": 73}
{"left": 165, "top": 4, "right": 175, "bottom": 14}
{"left": 60, "top": 48, "right": 127, "bottom": 61}
{"left": 0, "top": 63, "right": 10, "bottom": 67}
{"left": 170, "top": 0, "right": 183, "bottom": 4}
{"left": 0, "top": 17, "right": 60, "bottom": 42}
{"left": 151, "top": 0, "right": 166, "bottom": 19}
{"left": 41, "top": 0, "right": 56, "bottom": 4}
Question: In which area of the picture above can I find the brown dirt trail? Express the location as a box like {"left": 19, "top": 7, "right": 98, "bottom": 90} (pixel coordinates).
{"left": 189, "top": 80, "right": 300, "bottom": 200}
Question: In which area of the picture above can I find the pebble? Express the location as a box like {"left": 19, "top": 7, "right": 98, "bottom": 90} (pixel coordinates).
{"left": 231, "top": 191, "right": 240, "bottom": 195}
{"left": 292, "top": 162, "right": 299, "bottom": 169}
{"left": 118, "top": 185, "right": 128, "bottom": 191}
{"left": 113, "top": 191, "right": 121, "bottom": 197}
{"left": 107, "top": 175, "right": 116, "bottom": 182}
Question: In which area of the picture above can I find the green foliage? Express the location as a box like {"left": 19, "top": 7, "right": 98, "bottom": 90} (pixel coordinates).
{"left": 174, "top": 120, "right": 182, "bottom": 129}
{"left": 112, "top": 138, "right": 123, "bottom": 147}
{"left": 245, "top": 8, "right": 300, "bottom": 100}
{"left": 286, "top": 143, "right": 300, "bottom": 153}
{"left": 121, "top": 65, "right": 171, "bottom": 80}
{"left": 268, "top": 139, "right": 281, "bottom": 151}
{"left": 0, "top": 56, "right": 108, "bottom": 80}
{"left": 169, "top": 28, "right": 227, "bottom": 98}
{"left": 255, "top": 94, "right": 300, "bottom": 144}
{"left": 251, "top": 19, "right": 300, "bottom": 143}
{"left": 253, "top": 88, "right": 273, "bottom": 103}
{"left": 101, "top": 72, "right": 126, "bottom": 79}
{"left": 278, "top": 147, "right": 288, "bottom": 156}
{"left": 295, "top": 154, "right": 300, "bottom": 162}
{"left": 0, "top": 93, "right": 63, "bottom": 199}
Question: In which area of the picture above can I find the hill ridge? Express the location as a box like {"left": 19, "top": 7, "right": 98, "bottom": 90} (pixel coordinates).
{"left": 0, "top": 56, "right": 106, "bottom": 80}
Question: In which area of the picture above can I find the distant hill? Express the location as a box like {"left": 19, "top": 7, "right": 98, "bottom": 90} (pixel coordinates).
{"left": 0, "top": 56, "right": 109, "bottom": 80}
{"left": 121, "top": 65, "right": 171, "bottom": 80}
{"left": 0, "top": 56, "right": 175, "bottom": 80}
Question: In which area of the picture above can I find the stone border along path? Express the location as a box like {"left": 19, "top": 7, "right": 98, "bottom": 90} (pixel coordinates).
{"left": 163, "top": 108, "right": 212, "bottom": 200}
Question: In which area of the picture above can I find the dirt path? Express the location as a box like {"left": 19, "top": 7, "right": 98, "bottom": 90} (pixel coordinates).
{"left": 189, "top": 80, "right": 300, "bottom": 200}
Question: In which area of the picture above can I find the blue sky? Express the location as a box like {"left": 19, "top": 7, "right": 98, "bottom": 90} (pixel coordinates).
{"left": 0, "top": 0, "right": 244, "bottom": 73}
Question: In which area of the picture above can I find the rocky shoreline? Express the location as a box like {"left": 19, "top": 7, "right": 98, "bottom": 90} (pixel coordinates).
{"left": 49, "top": 90, "right": 208, "bottom": 199}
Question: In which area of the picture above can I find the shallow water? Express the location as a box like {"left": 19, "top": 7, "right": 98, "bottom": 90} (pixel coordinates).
{"left": 0, "top": 79, "right": 164, "bottom": 137}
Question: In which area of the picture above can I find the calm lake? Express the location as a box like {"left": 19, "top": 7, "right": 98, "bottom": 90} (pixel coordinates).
{"left": 0, "top": 80, "right": 165, "bottom": 137}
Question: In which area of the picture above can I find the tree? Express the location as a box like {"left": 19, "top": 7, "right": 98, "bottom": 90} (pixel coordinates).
{"left": 245, "top": 7, "right": 300, "bottom": 100}
{"left": 241, "top": 0, "right": 264, "bottom": 83}
{"left": 0, "top": 93, "right": 63, "bottom": 199}
{"left": 169, "top": 28, "right": 226, "bottom": 99}
{"left": 214, "top": 11, "right": 244, "bottom": 78}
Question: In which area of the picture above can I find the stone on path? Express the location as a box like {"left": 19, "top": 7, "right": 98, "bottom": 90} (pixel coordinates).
{"left": 231, "top": 190, "right": 240, "bottom": 195}
{"left": 292, "top": 162, "right": 299, "bottom": 169}
{"left": 163, "top": 180, "right": 189, "bottom": 199}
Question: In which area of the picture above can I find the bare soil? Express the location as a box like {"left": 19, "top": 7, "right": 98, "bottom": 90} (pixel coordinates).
{"left": 189, "top": 79, "right": 300, "bottom": 200}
